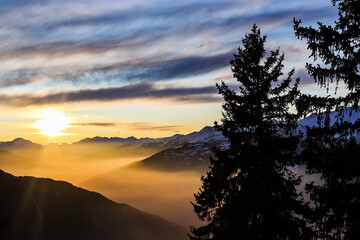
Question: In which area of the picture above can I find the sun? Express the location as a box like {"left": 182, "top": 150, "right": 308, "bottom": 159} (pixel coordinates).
{"left": 33, "top": 109, "right": 70, "bottom": 137}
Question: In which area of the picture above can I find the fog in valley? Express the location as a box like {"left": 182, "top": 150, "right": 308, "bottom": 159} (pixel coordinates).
{"left": 0, "top": 141, "right": 206, "bottom": 227}
{"left": 82, "top": 167, "right": 203, "bottom": 226}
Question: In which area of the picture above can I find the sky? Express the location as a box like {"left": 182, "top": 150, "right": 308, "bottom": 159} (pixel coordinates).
{"left": 0, "top": 0, "right": 340, "bottom": 144}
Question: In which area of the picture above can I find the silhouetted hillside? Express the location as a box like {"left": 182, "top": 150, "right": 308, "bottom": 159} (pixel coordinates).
{"left": 0, "top": 169, "right": 187, "bottom": 240}
{"left": 128, "top": 142, "right": 217, "bottom": 172}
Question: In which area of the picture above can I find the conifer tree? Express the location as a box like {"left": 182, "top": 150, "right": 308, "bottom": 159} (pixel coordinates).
{"left": 294, "top": 0, "right": 360, "bottom": 238}
{"left": 189, "top": 25, "right": 312, "bottom": 240}
{"left": 294, "top": 0, "right": 359, "bottom": 104}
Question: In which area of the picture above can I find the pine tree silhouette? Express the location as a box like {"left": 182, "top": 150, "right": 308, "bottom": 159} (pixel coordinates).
{"left": 294, "top": 0, "right": 360, "bottom": 238}
{"left": 189, "top": 25, "right": 313, "bottom": 240}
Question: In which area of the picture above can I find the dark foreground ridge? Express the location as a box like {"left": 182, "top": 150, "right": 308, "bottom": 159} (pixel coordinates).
{"left": 0, "top": 169, "right": 187, "bottom": 240}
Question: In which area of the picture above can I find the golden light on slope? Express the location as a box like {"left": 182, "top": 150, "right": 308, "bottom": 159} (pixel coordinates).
{"left": 33, "top": 109, "right": 69, "bottom": 137}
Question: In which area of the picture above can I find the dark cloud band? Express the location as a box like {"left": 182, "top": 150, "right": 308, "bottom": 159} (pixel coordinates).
{"left": 0, "top": 51, "right": 233, "bottom": 88}
{"left": 0, "top": 82, "right": 221, "bottom": 106}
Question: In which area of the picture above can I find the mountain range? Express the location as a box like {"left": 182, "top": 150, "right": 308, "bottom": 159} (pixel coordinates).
{"left": 1, "top": 109, "right": 359, "bottom": 174}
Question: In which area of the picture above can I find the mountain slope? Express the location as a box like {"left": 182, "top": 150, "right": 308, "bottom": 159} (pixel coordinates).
{"left": 0, "top": 138, "right": 42, "bottom": 153}
{"left": 76, "top": 126, "right": 226, "bottom": 172}
{"left": 128, "top": 142, "right": 216, "bottom": 172}
{"left": 0, "top": 169, "right": 187, "bottom": 240}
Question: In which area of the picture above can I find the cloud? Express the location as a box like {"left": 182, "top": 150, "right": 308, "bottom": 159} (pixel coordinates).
{"left": 70, "top": 122, "right": 117, "bottom": 127}
{"left": 0, "top": 50, "right": 233, "bottom": 87}
{"left": 0, "top": 0, "right": 337, "bottom": 92}
{"left": 43, "top": 1, "right": 234, "bottom": 30}
{"left": 295, "top": 68, "right": 315, "bottom": 85}
{"left": 9, "top": 0, "right": 329, "bottom": 38}
{"left": 69, "top": 121, "right": 184, "bottom": 132}
{"left": 0, "top": 81, "right": 221, "bottom": 106}
{"left": 96, "top": 51, "right": 233, "bottom": 81}
{"left": 126, "top": 122, "right": 184, "bottom": 132}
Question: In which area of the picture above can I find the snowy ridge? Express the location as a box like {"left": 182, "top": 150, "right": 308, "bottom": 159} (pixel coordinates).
{"left": 298, "top": 108, "right": 360, "bottom": 128}
{"left": 298, "top": 108, "right": 360, "bottom": 142}
{"left": 76, "top": 125, "right": 226, "bottom": 148}
{"left": 0, "top": 109, "right": 358, "bottom": 152}
{"left": 129, "top": 109, "right": 360, "bottom": 172}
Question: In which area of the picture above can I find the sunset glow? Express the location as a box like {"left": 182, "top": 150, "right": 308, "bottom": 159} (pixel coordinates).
{"left": 0, "top": 0, "right": 338, "bottom": 144}
{"left": 33, "top": 109, "right": 70, "bottom": 137}
{"left": 0, "top": 0, "right": 354, "bottom": 238}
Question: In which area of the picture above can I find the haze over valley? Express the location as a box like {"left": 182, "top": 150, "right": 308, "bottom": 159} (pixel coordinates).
{"left": 0, "top": 125, "right": 225, "bottom": 227}
{"left": 1, "top": 110, "right": 359, "bottom": 228}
